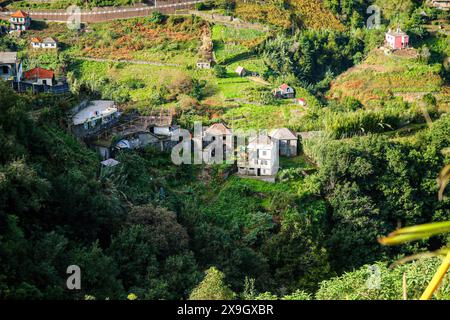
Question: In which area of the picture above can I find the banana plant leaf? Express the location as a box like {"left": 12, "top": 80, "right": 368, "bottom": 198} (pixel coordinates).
{"left": 379, "top": 221, "right": 450, "bottom": 246}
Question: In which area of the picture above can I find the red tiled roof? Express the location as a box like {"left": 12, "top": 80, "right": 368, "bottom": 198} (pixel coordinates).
{"left": 31, "top": 37, "right": 42, "bottom": 43}
{"left": 11, "top": 10, "right": 29, "bottom": 18}
{"left": 280, "top": 83, "right": 290, "bottom": 90}
{"left": 24, "top": 67, "right": 54, "bottom": 80}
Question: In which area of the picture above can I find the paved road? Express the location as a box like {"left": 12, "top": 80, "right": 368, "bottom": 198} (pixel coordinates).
{"left": 0, "top": 1, "right": 203, "bottom": 23}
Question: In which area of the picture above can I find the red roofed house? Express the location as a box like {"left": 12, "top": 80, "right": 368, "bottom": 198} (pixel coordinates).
{"left": 274, "top": 83, "right": 295, "bottom": 99}
{"left": 296, "top": 98, "right": 307, "bottom": 106}
{"left": 10, "top": 10, "right": 31, "bottom": 31}
{"left": 24, "top": 67, "right": 55, "bottom": 86}
{"left": 385, "top": 28, "right": 409, "bottom": 50}
{"left": 31, "top": 37, "right": 43, "bottom": 49}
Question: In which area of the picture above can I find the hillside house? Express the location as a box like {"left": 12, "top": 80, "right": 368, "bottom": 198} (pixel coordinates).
{"left": 274, "top": 84, "right": 295, "bottom": 99}
{"left": 31, "top": 37, "right": 57, "bottom": 49}
{"left": 71, "top": 100, "right": 120, "bottom": 138}
{"left": 269, "top": 128, "right": 298, "bottom": 157}
{"left": 24, "top": 67, "right": 55, "bottom": 86}
{"left": 385, "top": 28, "right": 409, "bottom": 50}
{"left": 235, "top": 66, "right": 247, "bottom": 77}
{"left": 148, "top": 114, "right": 179, "bottom": 137}
{"left": 10, "top": 10, "right": 31, "bottom": 31}
{"left": 203, "top": 123, "right": 234, "bottom": 163}
{"left": 0, "top": 52, "right": 22, "bottom": 82}
{"left": 296, "top": 98, "right": 307, "bottom": 106}
{"left": 238, "top": 134, "right": 279, "bottom": 177}
{"left": 31, "top": 37, "right": 43, "bottom": 49}
{"left": 196, "top": 60, "right": 213, "bottom": 69}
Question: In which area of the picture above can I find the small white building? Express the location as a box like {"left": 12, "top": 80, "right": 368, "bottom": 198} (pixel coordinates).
{"left": 274, "top": 84, "right": 295, "bottom": 99}
{"left": 238, "top": 134, "right": 279, "bottom": 176}
{"left": 31, "top": 37, "right": 42, "bottom": 49}
{"left": 43, "top": 37, "right": 57, "bottom": 49}
{"left": 196, "top": 60, "right": 213, "bottom": 69}
{"left": 31, "top": 37, "right": 57, "bottom": 49}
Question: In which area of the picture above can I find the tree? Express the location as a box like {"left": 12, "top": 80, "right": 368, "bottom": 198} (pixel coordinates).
{"left": 189, "top": 267, "right": 235, "bottom": 300}
{"left": 213, "top": 65, "right": 227, "bottom": 78}
{"left": 148, "top": 11, "right": 164, "bottom": 24}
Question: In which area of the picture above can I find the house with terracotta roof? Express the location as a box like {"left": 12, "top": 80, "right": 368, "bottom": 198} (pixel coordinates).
{"left": 31, "top": 37, "right": 58, "bottom": 49}
{"left": 24, "top": 67, "right": 55, "bottom": 86}
{"left": 274, "top": 83, "right": 295, "bottom": 99}
{"left": 10, "top": 10, "right": 31, "bottom": 31}
{"left": 31, "top": 37, "right": 43, "bottom": 49}
{"left": 269, "top": 128, "right": 298, "bottom": 157}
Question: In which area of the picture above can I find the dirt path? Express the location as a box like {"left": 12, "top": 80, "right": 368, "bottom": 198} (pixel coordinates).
{"left": 74, "top": 56, "right": 182, "bottom": 67}
{"left": 247, "top": 76, "right": 270, "bottom": 85}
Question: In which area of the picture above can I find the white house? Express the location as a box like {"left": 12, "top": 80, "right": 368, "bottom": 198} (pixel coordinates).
{"left": 10, "top": 10, "right": 31, "bottom": 31}
{"left": 42, "top": 37, "right": 58, "bottom": 49}
{"left": 31, "top": 37, "right": 57, "bottom": 49}
{"left": 31, "top": 37, "right": 42, "bottom": 49}
{"left": 23, "top": 67, "right": 55, "bottom": 86}
{"left": 274, "top": 84, "right": 295, "bottom": 99}
{"left": 238, "top": 134, "right": 279, "bottom": 176}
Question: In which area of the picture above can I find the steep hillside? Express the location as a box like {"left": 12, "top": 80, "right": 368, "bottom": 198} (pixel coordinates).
{"left": 234, "top": 0, "right": 344, "bottom": 30}
{"left": 328, "top": 49, "right": 445, "bottom": 108}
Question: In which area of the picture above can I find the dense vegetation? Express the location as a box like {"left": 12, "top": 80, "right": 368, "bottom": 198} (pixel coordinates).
{"left": 0, "top": 0, "right": 449, "bottom": 300}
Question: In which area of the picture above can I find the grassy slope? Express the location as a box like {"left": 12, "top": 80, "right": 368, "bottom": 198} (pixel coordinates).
{"left": 328, "top": 49, "right": 444, "bottom": 108}
{"left": 234, "top": 0, "right": 344, "bottom": 31}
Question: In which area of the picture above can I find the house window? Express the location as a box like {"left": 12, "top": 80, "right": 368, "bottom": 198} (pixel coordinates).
{"left": 262, "top": 151, "right": 267, "bottom": 156}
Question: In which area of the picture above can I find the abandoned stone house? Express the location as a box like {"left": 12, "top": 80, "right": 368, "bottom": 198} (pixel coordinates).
{"left": 0, "top": 52, "right": 22, "bottom": 82}
{"left": 238, "top": 134, "right": 279, "bottom": 177}
{"left": 269, "top": 128, "right": 298, "bottom": 157}
{"left": 202, "top": 123, "right": 234, "bottom": 163}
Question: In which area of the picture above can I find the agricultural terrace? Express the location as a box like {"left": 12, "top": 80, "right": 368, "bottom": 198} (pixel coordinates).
{"left": 234, "top": 0, "right": 344, "bottom": 31}
{"left": 211, "top": 24, "right": 267, "bottom": 64}
{"left": 328, "top": 49, "right": 445, "bottom": 109}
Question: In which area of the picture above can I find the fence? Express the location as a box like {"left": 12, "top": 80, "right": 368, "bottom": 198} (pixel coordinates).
{"left": 0, "top": 1, "right": 203, "bottom": 23}
{"left": 13, "top": 81, "right": 70, "bottom": 94}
